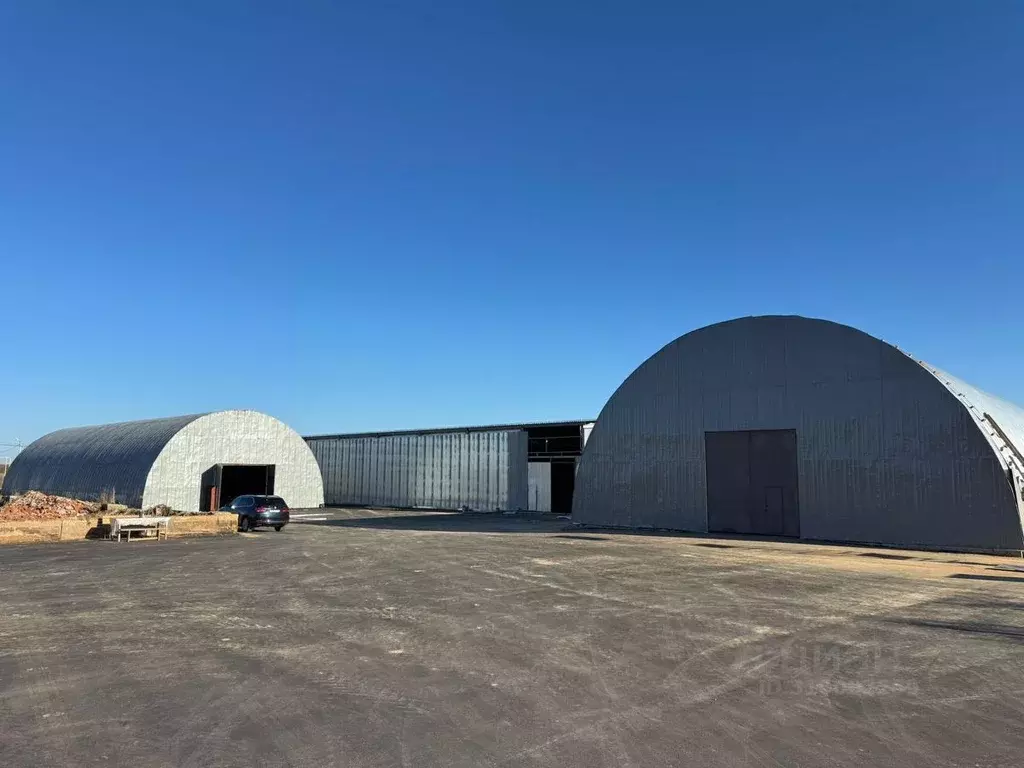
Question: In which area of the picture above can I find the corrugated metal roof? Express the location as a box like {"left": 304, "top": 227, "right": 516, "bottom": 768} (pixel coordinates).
{"left": 1, "top": 414, "right": 207, "bottom": 507}
{"left": 305, "top": 419, "right": 595, "bottom": 441}
{"left": 920, "top": 363, "right": 1024, "bottom": 473}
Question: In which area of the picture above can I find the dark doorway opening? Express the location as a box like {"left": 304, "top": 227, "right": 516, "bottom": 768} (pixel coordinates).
{"left": 705, "top": 429, "right": 799, "bottom": 537}
{"left": 526, "top": 424, "right": 584, "bottom": 460}
{"left": 199, "top": 464, "right": 276, "bottom": 511}
{"left": 550, "top": 461, "right": 576, "bottom": 515}
{"left": 524, "top": 423, "right": 586, "bottom": 514}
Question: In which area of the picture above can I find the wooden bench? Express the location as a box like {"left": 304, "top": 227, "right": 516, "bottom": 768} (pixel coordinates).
{"left": 111, "top": 516, "right": 170, "bottom": 542}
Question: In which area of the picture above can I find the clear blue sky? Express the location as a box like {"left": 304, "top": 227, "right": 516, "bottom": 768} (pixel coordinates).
{"left": 1, "top": 1, "right": 1021, "bottom": 447}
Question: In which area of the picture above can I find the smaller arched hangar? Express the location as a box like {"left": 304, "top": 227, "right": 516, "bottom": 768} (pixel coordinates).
{"left": 573, "top": 316, "right": 1024, "bottom": 552}
{"left": 2, "top": 410, "right": 324, "bottom": 511}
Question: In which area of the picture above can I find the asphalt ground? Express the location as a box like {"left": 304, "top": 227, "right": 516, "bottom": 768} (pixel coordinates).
{"left": 1, "top": 508, "right": 1023, "bottom": 767}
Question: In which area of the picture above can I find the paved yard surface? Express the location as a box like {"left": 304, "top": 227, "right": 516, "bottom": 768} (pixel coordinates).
{"left": 1, "top": 509, "right": 1023, "bottom": 767}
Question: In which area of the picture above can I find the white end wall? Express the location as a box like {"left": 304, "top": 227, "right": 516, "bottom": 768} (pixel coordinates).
{"left": 143, "top": 410, "right": 324, "bottom": 511}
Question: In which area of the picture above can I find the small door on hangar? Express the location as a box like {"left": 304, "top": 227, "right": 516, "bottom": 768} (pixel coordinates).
{"left": 705, "top": 429, "right": 800, "bottom": 537}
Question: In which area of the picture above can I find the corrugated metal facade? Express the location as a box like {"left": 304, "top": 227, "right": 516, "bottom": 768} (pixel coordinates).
{"left": 307, "top": 430, "right": 529, "bottom": 511}
{"left": 574, "top": 316, "right": 1024, "bottom": 552}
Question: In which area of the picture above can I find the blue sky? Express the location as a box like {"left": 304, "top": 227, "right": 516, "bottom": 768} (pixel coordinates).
{"left": 1, "top": 1, "right": 1021, "bottom": 446}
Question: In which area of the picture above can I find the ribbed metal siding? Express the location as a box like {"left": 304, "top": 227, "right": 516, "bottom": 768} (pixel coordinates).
{"left": 574, "top": 316, "right": 1024, "bottom": 551}
{"left": 1, "top": 414, "right": 205, "bottom": 507}
{"left": 307, "top": 430, "right": 528, "bottom": 511}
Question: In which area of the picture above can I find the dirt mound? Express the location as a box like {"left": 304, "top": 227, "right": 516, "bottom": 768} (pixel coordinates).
{"left": 0, "top": 491, "right": 99, "bottom": 522}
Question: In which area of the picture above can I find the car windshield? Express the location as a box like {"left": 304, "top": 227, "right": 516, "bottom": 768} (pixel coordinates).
{"left": 257, "top": 497, "right": 287, "bottom": 508}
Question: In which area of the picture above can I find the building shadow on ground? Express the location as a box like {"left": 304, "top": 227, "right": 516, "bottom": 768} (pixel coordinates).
{"left": 303, "top": 510, "right": 1024, "bottom": 565}
{"left": 885, "top": 617, "right": 1024, "bottom": 641}
{"left": 949, "top": 572, "right": 1024, "bottom": 584}
{"left": 307, "top": 512, "right": 572, "bottom": 534}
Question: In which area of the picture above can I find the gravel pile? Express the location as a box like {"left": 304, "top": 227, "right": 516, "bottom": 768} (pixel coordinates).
{"left": 0, "top": 491, "right": 99, "bottom": 522}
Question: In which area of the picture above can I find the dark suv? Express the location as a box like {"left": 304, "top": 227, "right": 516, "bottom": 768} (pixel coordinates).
{"left": 221, "top": 495, "right": 290, "bottom": 532}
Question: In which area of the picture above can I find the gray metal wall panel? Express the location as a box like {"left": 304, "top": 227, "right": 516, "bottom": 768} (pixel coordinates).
{"left": 574, "top": 316, "right": 1024, "bottom": 551}
{"left": 307, "top": 429, "right": 528, "bottom": 511}
{"left": 507, "top": 430, "right": 529, "bottom": 511}
{"left": 439, "top": 433, "right": 450, "bottom": 508}
{"left": 528, "top": 462, "right": 552, "bottom": 512}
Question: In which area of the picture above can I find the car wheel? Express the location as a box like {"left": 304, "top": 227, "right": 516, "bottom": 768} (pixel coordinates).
{"left": 274, "top": 525, "right": 284, "bottom": 532}
{"left": 239, "top": 515, "right": 252, "bottom": 533}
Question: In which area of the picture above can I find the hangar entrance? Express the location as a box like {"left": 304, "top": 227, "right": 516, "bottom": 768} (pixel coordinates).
{"left": 526, "top": 423, "right": 586, "bottom": 514}
{"left": 705, "top": 429, "right": 800, "bottom": 537}
{"left": 200, "top": 464, "right": 276, "bottom": 511}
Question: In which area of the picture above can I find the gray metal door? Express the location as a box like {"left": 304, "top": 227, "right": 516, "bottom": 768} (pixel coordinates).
{"left": 761, "top": 486, "right": 784, "bottom": 535}
{"left": 706, "top": 429, "right": 800, "bottom": 537}
{"left": 705, "top": 431, "right": 752, "bottom": 534}
{"left": 748, "top": 430, "right": 800, "bottom": 536}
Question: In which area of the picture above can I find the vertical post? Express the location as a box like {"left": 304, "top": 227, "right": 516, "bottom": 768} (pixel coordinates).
{"left": 210, "top": 487, "right": 218, "bottom": 512}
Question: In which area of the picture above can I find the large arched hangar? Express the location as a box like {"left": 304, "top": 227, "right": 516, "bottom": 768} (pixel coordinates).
{"left": 573, "top": 316, "right": 1024, "bottom": 552}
